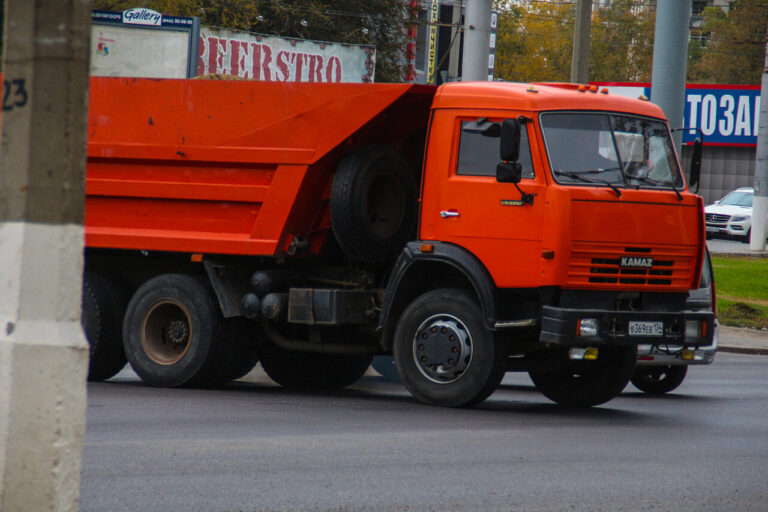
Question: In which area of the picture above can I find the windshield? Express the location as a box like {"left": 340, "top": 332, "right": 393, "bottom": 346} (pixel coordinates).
{"left": 719, "top": 190, "right": 753, "bottom": 207}
{"left": 540, "top": 112, "right": 683, "bottom": 189}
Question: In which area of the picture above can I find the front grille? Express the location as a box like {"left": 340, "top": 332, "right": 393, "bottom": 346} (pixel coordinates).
{"left": 705, "top": 213, "right": 730, "bottom": 224}
{"left": 568, "top": 243, "right": 696, "bottom": 290}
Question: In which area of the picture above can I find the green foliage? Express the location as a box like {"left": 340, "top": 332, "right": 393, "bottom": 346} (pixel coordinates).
{"left": 688, "top": 0, "right": 768, "bottom": 84}
{"left": 590, "top": 0, "right": 654, "bottom": 82}
{"left": 91, "top": 0, "right": 410, "bottom": 82}
{"left": 495, "top": 0, "right": 653, "bottom": 83}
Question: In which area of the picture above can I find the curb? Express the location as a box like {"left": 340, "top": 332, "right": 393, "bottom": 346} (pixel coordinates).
{"left": 718, "top": 346, "right": 768, "bottom": 356}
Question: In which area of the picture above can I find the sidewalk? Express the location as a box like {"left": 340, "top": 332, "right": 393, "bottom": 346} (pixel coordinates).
{"left": 719, "top": 325, "right": 768, "bottom": 355}
{"left": 707, "top": 238, "right": 768, "bottom": 257}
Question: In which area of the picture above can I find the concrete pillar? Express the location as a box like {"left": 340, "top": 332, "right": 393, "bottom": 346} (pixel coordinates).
{"left": 650, "top": 0, "right": 691, "bottom": 151}
{"left": 570, "top": 0, "right": 592, "bottom": 83}
{"left": 751, "top": 35, "right": 768, "bottom": 251}
{"left": 462, "top": 0, "right": 491, "bottom": 81}
{"left": 0, "top": 1, "right": 92, "bottom": 511}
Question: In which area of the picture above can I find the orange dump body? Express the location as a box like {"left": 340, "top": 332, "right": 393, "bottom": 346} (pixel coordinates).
{"left": 86, "top": 77, "right": 434, "bottom": 256}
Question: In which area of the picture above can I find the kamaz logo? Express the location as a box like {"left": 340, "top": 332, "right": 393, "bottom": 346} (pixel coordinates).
{"left": 620, "top": 257, "right": 654, "bottom": 268}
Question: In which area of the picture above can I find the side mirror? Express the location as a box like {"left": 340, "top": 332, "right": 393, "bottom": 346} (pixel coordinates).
{"left": 689, "top": 138, "right": 702, "bottom": 192}
{"left": 499, "top": 118, "right": 521, "bottom": 162}
{"left": 496, "top": 162, "right": 522, "bottom": 184}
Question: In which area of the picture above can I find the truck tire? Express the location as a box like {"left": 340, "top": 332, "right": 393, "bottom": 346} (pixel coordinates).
{"left": 393, "top": 288, "right": 506, "bottom": 408}
{"left": 371, "top": 355, "right": 401, "bottom": 382}
{"left": 82, "top": 271, "right": 127, "bottom": 381}
{"left": 331, "top": 145, "right": 417, "bottom": 262}
{"left": 259, "top": 343, "right": 372, "bottom": 389}
{"left": 122, "top": 274, "right": 227, "bottom": 387}
{"left": 631, "top": 365, "right": 687, "bottom": 394}
{"left": 220, "top": 317, "right": 260, "bottom": 381}
{"left": 529, "top": 346, "right": 636, "bottom": 407}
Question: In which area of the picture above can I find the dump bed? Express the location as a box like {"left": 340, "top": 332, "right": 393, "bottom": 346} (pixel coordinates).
{"left": 86, "top": 77, "right": 434, "bottom": 256}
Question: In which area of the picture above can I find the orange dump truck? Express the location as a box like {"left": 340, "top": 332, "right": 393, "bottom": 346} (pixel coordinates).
{"left": 83, "top": 77, "right": 713, "bottom": 407}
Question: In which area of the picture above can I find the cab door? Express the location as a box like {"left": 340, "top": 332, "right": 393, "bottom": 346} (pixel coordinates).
{"left": 420, "top": 109, "right": 549, "bottom": 288}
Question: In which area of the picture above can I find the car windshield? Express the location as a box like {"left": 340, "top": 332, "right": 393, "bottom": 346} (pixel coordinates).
{"left": 540, "top": 112, "right": 683, "bottom": 189}
{"left": 719, "top": 190, "right": 753, "bottom": 207}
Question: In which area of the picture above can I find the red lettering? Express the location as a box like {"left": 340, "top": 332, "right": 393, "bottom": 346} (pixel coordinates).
{"left": 294, "top": 53, "right": 307, "bottom": 81}
{"left": 230, "top": 40, "right": 241, "bottom": 76}
{"left": 207, "top": 37, "right": 219, "bottom": 75}
{"left": 251, "top": 44, "right": 272, "bottom": 81}
{"left": 308, "top": 55, "right": 324, "bottom": 83}
{"left": 325, "top": 56, "right": 342, "bottom": 83}
{"left": 276, "top": 51, "right": 290, "bottom": 82}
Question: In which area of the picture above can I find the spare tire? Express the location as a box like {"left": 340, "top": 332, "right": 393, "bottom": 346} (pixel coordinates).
{"left": 331, "top": 145, "right": 418, "bottom": 262}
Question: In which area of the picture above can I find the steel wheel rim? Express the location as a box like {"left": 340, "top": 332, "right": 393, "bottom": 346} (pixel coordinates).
{"left": 412, "top": 313, "right": 473, "bottom": 384}
{"left": 141, "top": 299, "right": 193, "bottom": 365}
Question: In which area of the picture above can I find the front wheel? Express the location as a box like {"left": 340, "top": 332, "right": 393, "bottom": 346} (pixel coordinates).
{"left": 393, "top": 288, "right": 506, "bottom": 408}
{"left": 529, "top": 346, "right": 636, "bottom": 407}
{"left": 631, "top": 365, "right": 687, "bottom": 394}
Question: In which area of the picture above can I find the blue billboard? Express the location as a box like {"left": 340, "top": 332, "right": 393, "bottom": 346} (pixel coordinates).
{"left": 594, "top": 83, "right": 760, "bottom": 147}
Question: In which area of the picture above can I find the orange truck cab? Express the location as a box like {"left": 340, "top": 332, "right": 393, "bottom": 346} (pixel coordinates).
{"left": 83, "top": 77, "right": 713, "bottom": 408}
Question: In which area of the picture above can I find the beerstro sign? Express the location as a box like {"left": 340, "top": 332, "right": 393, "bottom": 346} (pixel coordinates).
{"left": 592, "top": 82, "right": 760, "bottom": 147}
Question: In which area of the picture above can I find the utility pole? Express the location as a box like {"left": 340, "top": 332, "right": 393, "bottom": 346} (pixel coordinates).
{"left": 750, "top": 31, "right": 768, "bottom": 251}
{"left": 650, "top": 0, "right": 691, "bottom": 152}
{"left": 0, "top": 1, "right": 92, "bottom": 510}
{"left": 570, "top": 0, "right": 592, "bottom": 83}
{"left": 462, "top": 0, "right": 491, "bottom": 81}
{"left": 447, "top": 0, "right": 463, "bottom": 82}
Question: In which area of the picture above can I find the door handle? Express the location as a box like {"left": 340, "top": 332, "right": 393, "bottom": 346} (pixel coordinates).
{"left": 440, "top": 210, "right": 460, "bottom": 218}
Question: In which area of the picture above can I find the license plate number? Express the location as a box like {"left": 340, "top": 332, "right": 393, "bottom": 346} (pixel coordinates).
{"left": 629, "top": 321, "right": 663, "bottom": 336}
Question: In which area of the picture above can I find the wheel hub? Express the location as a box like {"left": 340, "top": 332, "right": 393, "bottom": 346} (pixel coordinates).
{"left": 141, "top": 300, "right": 193, "bottom": 365}
{"left": 167, "top": 319, "right": 189, "bottom": 345}
{"left": 413, "top": 315, "right": 472, "bottom": 384}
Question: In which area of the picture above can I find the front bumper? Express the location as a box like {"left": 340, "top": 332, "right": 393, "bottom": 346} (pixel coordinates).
{"left": 635, "top": 319, "right": 718, "bottom": 366}
{"left": 539, "top": 306, "right": 715, "bottom": 347}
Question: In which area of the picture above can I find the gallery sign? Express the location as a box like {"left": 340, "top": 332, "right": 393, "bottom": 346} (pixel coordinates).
{"left": 593, "top": 82, "right": 761, "bottom": 147}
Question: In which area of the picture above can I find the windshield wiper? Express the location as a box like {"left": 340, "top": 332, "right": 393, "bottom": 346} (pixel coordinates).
{"left": 627, "top": 175, "right": 683, "bottom": 201}
{"left": 554, "top": 170, "right": 622, "bottom": 197}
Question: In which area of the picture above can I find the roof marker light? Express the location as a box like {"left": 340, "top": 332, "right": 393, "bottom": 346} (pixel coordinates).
{"left": 577, "top": 85, "right": 587, "bottom": 92}
{"left": 527, "top": 85, "right": 539, "bottom": 93}
{"left": 638, "top": 94, "right": 649, "bottom": 101}
{"left": 589, "top": 85, "right": 598, "bottom": 93}
{"left": 600, "top": 88, "right": 609, "bottom": 94}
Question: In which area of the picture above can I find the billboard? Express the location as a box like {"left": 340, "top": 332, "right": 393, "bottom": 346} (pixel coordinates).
{"left": 593, "top": 82, "right": 760, "bottom": 147}
{"left": 91, "top": 9, "right": 200, "bottom": 78}
{"left": 197, "top": 27, "right": 376, "bottom": 83}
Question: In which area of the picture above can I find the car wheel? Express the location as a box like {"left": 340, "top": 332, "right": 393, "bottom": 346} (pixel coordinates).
{"left": 631, "top": 365, "right": 687, "bottom": 394}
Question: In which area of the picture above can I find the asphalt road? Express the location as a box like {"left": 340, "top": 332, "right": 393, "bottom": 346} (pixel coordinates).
{"left": 80, "top": 353, "right": 768, "bottom": 512}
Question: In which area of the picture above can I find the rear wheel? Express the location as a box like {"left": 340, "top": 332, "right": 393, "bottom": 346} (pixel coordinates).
{"left": 259, "top": 343, "right": 372, "bottom": 389}
{"left": 393, "top": 288, "right": 506, "bottom": 408}
{"left": 529, "top": 346, "right": 636, "bottom": 407}
{"left": 82, "top": 271, "right": 127, "bottom": 381}
{"left": 123, "top": 274, "right": 226, "bottom": 387}
{"left": 631, "top": 365, "right": 687, "bottom": 394}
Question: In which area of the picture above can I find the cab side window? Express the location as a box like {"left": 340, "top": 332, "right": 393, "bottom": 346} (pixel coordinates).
{"left": 457, "top": 120, "right": 534, "bottom": 178}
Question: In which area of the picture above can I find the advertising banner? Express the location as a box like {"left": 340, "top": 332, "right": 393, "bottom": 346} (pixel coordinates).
{"left": 91, "top": 9, "right": 199, "bottom": 78}
{"left": 593, "top": 82, "right": 760, "bottom": 147}
{"left": 197, "top": 27, "right": 376, "bottom": 83}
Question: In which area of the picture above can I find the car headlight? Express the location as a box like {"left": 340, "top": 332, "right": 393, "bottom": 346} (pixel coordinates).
{"left": 732, "top": 215, "right": 751, "bottom": 222}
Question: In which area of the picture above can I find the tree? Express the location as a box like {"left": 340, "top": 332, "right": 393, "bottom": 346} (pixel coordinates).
{"left": 495, "top": 0, "right": 574, "bottom": 82}
{"left": 495, "top": 0, "right": 654, "bottom": 84}
{"left": 688, "top": 0, "right": 768, "bottom": 84}
{"left": 590, "top": 0, "right": 654, "bottom": 82}
{"left": 91, "top": 0, "right": 410, "bottom": 82}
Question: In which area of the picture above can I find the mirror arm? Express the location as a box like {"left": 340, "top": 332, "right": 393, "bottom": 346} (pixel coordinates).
{"left": 514, "top": 183, "right": 535, "bottom": 205}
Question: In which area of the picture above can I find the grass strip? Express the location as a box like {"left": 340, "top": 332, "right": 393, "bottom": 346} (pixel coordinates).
{"left": 711, "top": 256, "right": 768, "bottom": 329}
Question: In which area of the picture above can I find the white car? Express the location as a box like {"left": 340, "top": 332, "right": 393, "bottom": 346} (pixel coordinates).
{"left": 705, "top": 187, "right": 761, "bottom": 242}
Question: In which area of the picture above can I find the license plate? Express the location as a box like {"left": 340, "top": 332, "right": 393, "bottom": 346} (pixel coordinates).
{"left": 706, "top": 226, "right": 718, "bottom": 232}
{"left": 629, "top": 321, "right": 663, "bottom": 336}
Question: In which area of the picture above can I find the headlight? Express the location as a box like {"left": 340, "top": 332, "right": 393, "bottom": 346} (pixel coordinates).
{"left": 732, "top": 215, "right": 751, "bottom": 222}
